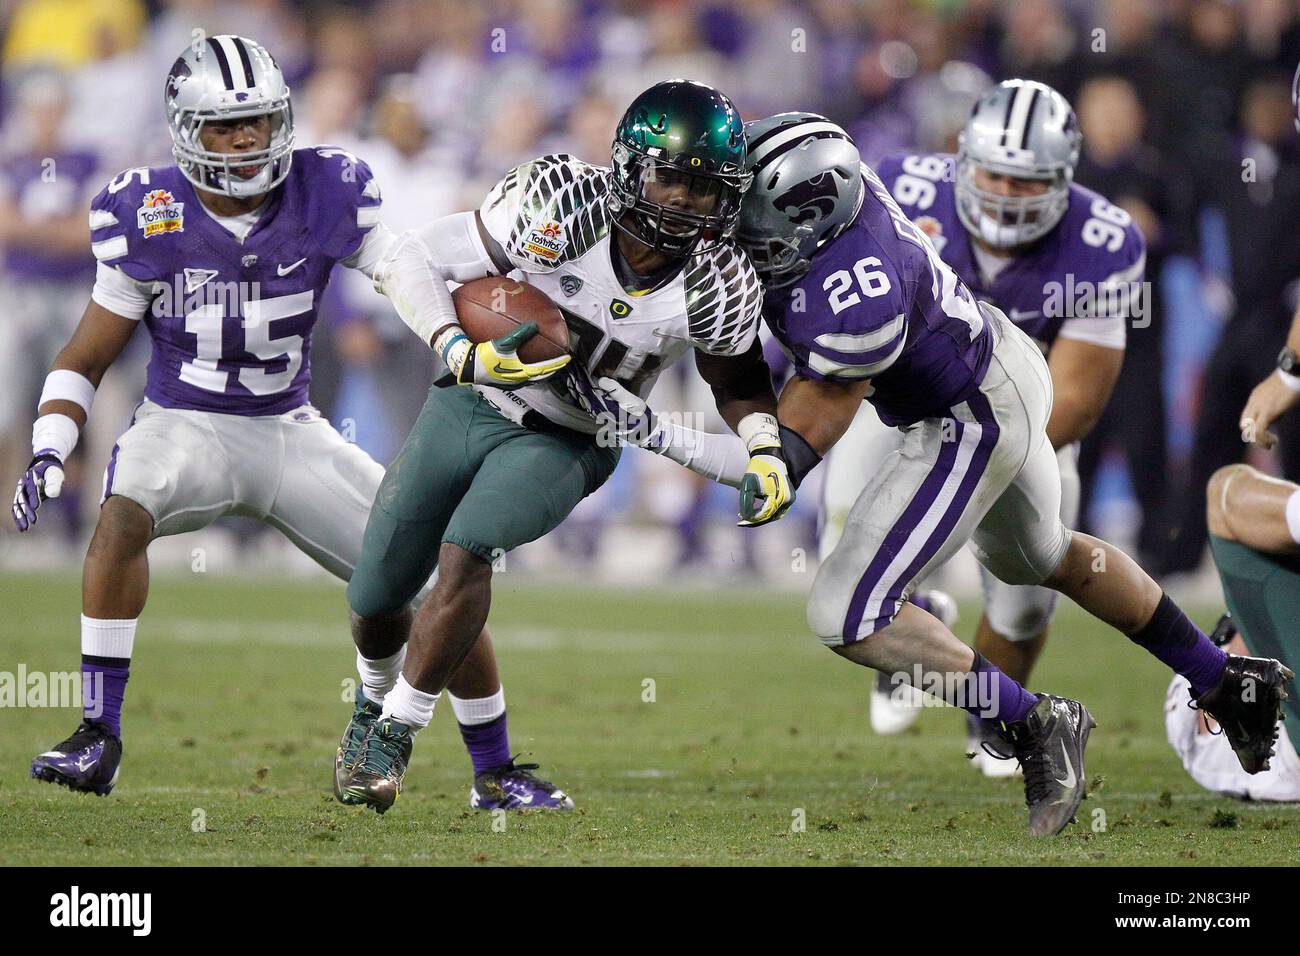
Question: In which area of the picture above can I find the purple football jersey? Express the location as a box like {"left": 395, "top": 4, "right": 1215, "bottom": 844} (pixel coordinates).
{"left": 876, "top": 152, "right": 1146, "bottom": 351}
{"left": 1, "top": 150, "right": 101, "bottom": 282}
{"left": 88, "top": 146, "right": 382, "bottom": 415}
{"left": 765, "top": 163, "right": 993, "bottom": 427}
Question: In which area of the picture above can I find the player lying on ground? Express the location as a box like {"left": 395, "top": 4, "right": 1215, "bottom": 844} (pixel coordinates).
{"left": 14, "top": 36, "right": 556, "bottom": 809}
{"left": 594, "top": 112, "right": 1291, "bottom": 836}
{"left": 335, "top": 80, "right": 781, "bottom": 814}
{"left": 826, "top": 80, "right": 1140, "bottom": 773}
{"left": 1173, "top": 314, "right": 1300, "bottom": 798}
{"left": 1165, "top": 613, "right": 1300, "bottom": 801}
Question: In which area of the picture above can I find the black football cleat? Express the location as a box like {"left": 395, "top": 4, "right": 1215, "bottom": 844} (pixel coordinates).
{"left": 1000, "top": 695, "right": 1095, "bottom": 837}
{"left": 1194, "top": 655, "right": 1294, "bottom": 774}
{"left": 31, "top": 720, "right": 122, "bottom": 796}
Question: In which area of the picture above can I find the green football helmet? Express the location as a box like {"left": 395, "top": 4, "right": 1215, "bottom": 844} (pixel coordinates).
{"left": 608, "top": 79, "right": 751, "bottom": 257}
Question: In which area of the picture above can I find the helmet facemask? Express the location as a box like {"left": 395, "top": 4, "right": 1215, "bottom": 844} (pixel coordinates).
{"left": 170, "top": 102, "right": 294, "bottom": 198}
{"left": 609, "top": 140, "right": 751, "bottom": 257}
{"left": 955, "top": 157, "right": 1068, "bottom": 250}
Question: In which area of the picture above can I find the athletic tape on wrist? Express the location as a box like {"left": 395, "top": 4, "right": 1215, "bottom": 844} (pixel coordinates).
{"left": 1278, "top": 368, "right": 1300, "bottom": 394}
{"left": 737, "top": 412, "right": 780, "bottom": 454}
{"left": 31, "top": 413, "right": 79, "bottom": 460}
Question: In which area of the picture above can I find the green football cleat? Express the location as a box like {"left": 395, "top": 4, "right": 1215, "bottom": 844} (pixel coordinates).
{"left": 341, "top": 717, "right": 414, "bottom": 814}
{"left": 334, "top": 687, "right": 382, "bottom": 804}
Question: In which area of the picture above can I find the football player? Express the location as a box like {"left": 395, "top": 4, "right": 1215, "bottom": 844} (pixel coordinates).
{"left": 13, "top": 36, "right": 547, "bottom": 808}
{"left": 599, "top": 113, "right": 1290, "bottom": 836}
{"left": 336, "top": 79, "right": 782, "bottom": 814}
{"left": 822, "top": 80, "right": 1145, "bottom": 772}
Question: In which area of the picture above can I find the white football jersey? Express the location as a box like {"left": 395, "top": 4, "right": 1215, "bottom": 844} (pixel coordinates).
{"left": 477, "top": 154, "right": 762, "bottom": 433}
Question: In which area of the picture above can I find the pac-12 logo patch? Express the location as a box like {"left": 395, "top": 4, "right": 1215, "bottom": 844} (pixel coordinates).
{"left": 523, "top": 221, "right": 565, "bottom": 261}
{"left": 559, "top": 274, "right": 583, "bottom": 297}
{"left": 137, "top": 189, "right": 184, "bottom": 237}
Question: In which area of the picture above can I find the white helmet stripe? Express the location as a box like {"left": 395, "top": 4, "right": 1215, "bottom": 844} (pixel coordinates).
{"left": 1004, "top": 83, "right": 1036, "bottom": 151}
{"left": 748, "top": 121, "right": 847, "bottom": 169}
{"left": 216, "top": 36, "right": 252, "bottom": 90}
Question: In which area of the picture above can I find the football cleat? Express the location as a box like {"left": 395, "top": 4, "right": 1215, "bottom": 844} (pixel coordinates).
{"left": 869, "top": 590, "right": 957, "bottom": 735}
{"left": 334, "top": 687, "right": 382, "bottom": 804}
{"left": 966, "top": 712, "right": 1022, "bottom": 778}
{"left": 470, "top": 757, "right": 574, "bottom": 811}
{"left": 340, "top": 717, "right": 414, "bottom": 814}
{"left": 998, "top": 694, "right": 1095, "bottom": 837}
{"left": 1194, "top": 654, "right": 1294, "bottom": 774}
{"left": 30, "top": 720, "right": 122, "bottom": 796}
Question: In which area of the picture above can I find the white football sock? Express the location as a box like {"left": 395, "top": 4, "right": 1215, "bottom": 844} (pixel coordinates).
{"left": 1288, "top": 489, "right": 1300, "bottom": 545}
{"left": 448, "top": 686, "right": 505, "bottom": 725}
{"left": 356, "top": 646, "right": 406, "bottom": 705}
{"left": 380, "top": 675, "right": 438, "bottom": 730}
{"left": 81, "top": 615, "right": 137, "bottom": 659}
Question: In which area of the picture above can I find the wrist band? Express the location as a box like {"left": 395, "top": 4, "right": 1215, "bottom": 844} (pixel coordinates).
{"left": 39, "top": 369, "right": 96, "bottom": 416}
{"left": 778, "top": 424, "right": 822, "bottom": 489}
{"left": 1277, "top": 368, "right": 1300, "bottom": 393}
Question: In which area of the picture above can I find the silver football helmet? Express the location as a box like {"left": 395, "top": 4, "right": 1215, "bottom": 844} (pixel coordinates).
{"left": 164, "top": 35, "right": 294, "bottom": 197}
{"left": 956, "top": 79, "right": 1080, "bottom": 249}
{"left": 738, "top": 113, "right": 864, "bottom": 288}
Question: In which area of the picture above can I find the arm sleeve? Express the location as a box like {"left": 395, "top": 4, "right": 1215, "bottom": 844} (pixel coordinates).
{"left": 647, "top": 418, "right": 750, "bottom": 488}
{"left": 370, "top": 211, "right": 500, "bottom": 345}
{"left": 685, "top": 246, "right": 763, "bottom": 357}
{"left": 89, "top": 262, "right": 153, "bottom": 320}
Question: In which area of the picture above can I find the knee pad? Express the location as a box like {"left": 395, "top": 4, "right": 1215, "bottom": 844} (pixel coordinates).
{"left": 806, "top": 561, "right": 900, "bottom": 647}
{"left": 984, "top": 582, "right": 1059, "bottom": 641}
{"left": 806, "top": 567, "right": 853, "bottom": 647}
{"left": 972, "top": 525, "right": 1071, "bottom": 587}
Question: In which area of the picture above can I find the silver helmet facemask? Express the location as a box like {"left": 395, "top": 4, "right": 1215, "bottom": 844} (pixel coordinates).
{"left": 955, "top": 79, "right": 1080, "bottom": 250}
{"left": 165, "top": 35, "right": 294, "bottom": 198}
{"left": 738, "top": 113, "right": 864, "bottom": 288}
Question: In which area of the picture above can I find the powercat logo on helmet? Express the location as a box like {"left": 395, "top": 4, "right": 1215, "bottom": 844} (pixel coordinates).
{"left": 137, "top": 190, "right": 184, "bottom": 237}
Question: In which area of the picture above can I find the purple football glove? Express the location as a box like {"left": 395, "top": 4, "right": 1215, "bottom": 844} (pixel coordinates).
{"left": 12, "top": 449, "right": 65, "bottom": 532}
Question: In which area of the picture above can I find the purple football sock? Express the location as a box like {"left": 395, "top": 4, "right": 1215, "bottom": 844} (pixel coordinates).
{"left": 81, "top": 656, "right": 129, "bottom": 737}
{"left": 1127, "top": 593, "right": 1227, "bottom": 697}
{"left": 968, "top": 652, "right": 1038, "bottom": 724}
{"left": 459, "top": 712, "right": 511, "bottom": 774}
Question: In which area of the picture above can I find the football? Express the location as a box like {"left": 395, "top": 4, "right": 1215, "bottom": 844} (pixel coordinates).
{"left": 451, "top": 276, "right": 570, "bottom": 364}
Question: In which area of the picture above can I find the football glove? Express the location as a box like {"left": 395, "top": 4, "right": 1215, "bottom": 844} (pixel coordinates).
{"left": 737, "top": 412, "right": 794, "bottom": 527}
{"left": 592, "top": 376, "right": 661, "bottom": 447}
{"left": 12, "top": 449, "right": 65, "bottom": 532}
{"left": 444, "top": 322, "right": 571, "bottom": 389}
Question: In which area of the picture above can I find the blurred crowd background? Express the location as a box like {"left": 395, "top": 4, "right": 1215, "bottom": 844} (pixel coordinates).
{"left": 2, "top": 0, "right": 1299, "bottom": 588}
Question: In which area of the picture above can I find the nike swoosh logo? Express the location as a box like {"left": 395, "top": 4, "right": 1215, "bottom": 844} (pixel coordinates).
{"left": 277, "top": 258, "right": 308, "bottom": 276}
{"left": 1009, "top": 309, "right": 1040, "bottom": 322}
{"left": 513, "top": 790, "right": 534, "bottom": 805}
{"left": 1053, "top": 739, "right": 1077, "bottom": 790}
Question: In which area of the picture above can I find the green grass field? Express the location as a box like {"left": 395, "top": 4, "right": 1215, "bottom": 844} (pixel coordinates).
{"left": 0, "top": 570, "right": 1294, "bottom": 866}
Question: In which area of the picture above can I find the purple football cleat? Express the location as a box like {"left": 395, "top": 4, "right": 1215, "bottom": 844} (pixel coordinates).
{"left": 31, "top": 721, "right": 122, "bottom": 796}
{"left": 469, "top": 757, "right": 574, "bottom": 811}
